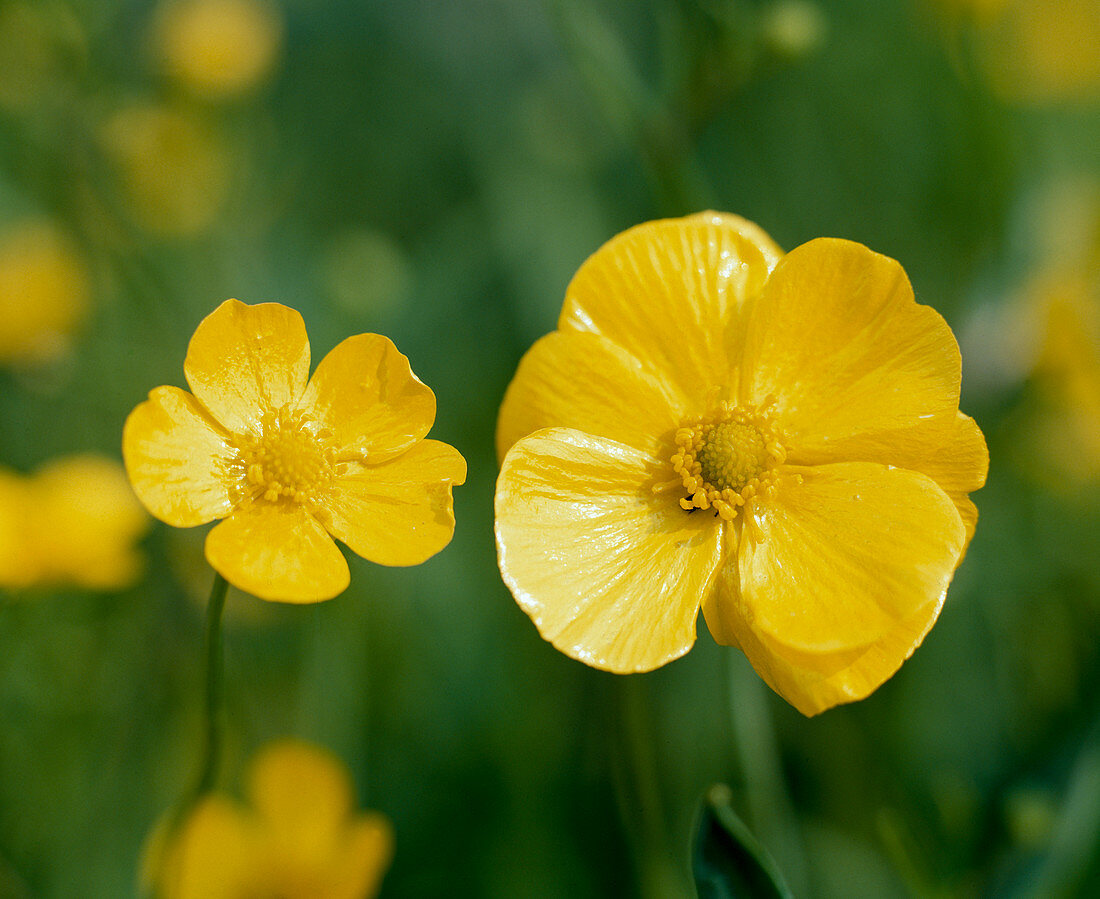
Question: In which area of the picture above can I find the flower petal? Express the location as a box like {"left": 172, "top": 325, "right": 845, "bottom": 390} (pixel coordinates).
{"left": 34, "top": 455, "right": 149, "bottom": 589}
{"left": 736, "top": 462, "right": 964, "bottom": 655}
{"left": 560, "top": 212, "right": 779, "bottom": 411}
{"left": 701, "top": 462, "right": 963, "bottom": 715}
{"left": 331, "top": 813, "right": 394, "bottom": 899}
{"left": 495, "top": 331, "right": 679, "bottom": 461}
{"left": 156, "top": 796, "right": 257, "bottom": 899}
{"left": 0, "top": 471, "right": 32, "bottom": 588}
{"left": 123, "top": 385, "right": 236, "bottom": 527}
{"left": 741, "top": 239, "right": 962, "bottom": 463}
{"left": 204, "top": 502, "right": 349, "bottom": 602}
{"left": 248, "top": 741, "right": 352, "bottom": 843}
{"left": 730, "top": 589, "right": 942, "bottom": 717}
{"left": 907, "top": 412, "right": 987, "bottom": 551}
{"left": 299, "top": 333, "right": 436, "bottom": 463}
{"left": 324, "top": 439, "right": 466, "bottom": 567}
{"left": 495, "top": 428, "right": 723, "bottom": 673}
{"left": 184, "top": 299, "right": 311, "bottom": 433}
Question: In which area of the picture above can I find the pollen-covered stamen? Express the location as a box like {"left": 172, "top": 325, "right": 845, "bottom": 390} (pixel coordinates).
{"left": 229, "top": 405, "right": 337, "bottom": 511}
{"left": 662, "top": 399, "right": 785, "bottom": 521}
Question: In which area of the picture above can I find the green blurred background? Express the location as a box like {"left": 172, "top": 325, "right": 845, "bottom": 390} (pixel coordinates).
{"left": 1, "top": 0, "right": 1099, "bottom": 895}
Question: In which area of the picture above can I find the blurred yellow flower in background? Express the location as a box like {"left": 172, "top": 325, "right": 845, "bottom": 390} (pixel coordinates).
{"left": 495, "top": 213, "right": 987, "bottom": 716}
{"left": 0, "top": 455, "right": 148, "bottom": 591}
{"left": 1032, "top": 284, "right": 1100, "bottom": 481}
{"left": 950, "top": 0, "right": 1100, "bottom": 102}
{"left": 100, "top": 102, "right": 230, "bottom": 239}
{"left": 150, "top": 740, "right": 392, "bottom": 899}
{"left": 0, "top": 220, "right": 90, "bottom": 365}
{"left": 124, "top": 299, "right": 466, "bottom": 602}
{"left": 1013, "top": 180, "right": 1100, "bottom": 483}
{"left": 151, "top": 0, "right": 283, "bottom": 99}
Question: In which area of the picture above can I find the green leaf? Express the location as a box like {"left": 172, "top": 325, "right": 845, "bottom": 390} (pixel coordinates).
{"left": 692, "top": 784, "right": 795, "bottom": 899}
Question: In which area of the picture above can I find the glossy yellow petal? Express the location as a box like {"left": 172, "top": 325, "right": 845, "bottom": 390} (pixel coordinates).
{"left": 495, "top": 428, "right": 723, "bottom": 672}
{"left": 741, "top": 239, "right": 962, "bottom": 463}
{"left": 701, "top": 522, "right": 945, "bottom": 716}
{"left": 324, "top": 439, "right": 466, "bottom": 567}
{"left": 123, "top": 386, "right": 236, "bottom": 527}
{"left": 560, "top": 212, "right": 779, "bottom": 410}
{"left": 699, "top": 526, "right": 742, "bottom": 650}
{"left": 909, "top": 412, "right": 987, "bottom": 551}
{"left": 735, "top": 594, "right": 942, "bottom": 717}
{"left": 183, "top": 299, "right": 311, "bottom": 434}
{"left": 912, "top": 412, "right": 988, "bottom": 490}
{"left": 204, "top": 502, "right": 349, "bottom": 602}
{"left": 299, "top": 333, "right": 436, "bottom": 463}
{"left": 156, "top": 796, "right": 256, "bottom": 899}
{"left": 248, "top": 740, "right": 352, "bottom": 849}
{"left": 495, "top": 331, "right": 679, "bottom": 461}
{"left": 736, "top": 462, "right": 964, "bottom": 655}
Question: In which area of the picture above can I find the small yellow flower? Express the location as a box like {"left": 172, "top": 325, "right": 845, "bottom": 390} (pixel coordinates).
{"left": 123, "top": 299, "right": 466, "bottom": 602}
{"left": 151, "top": 0, "right": 283, "bottom": 99}
{"left": 150, "top": 740, "right": 393, "bottom": 899}
{"left": 495, "top": 213, "right": 987, "bottom": 716}
{"left": 940, "top": 0, "right": 1100, "bottom": 101}
{"left": 100, "top": 103, "right": 229, "bottom": 238}
{"left": 1018, "top": 202, "right": 1100, "bottom": 483}
{"left": 0, "top": 220, "right": 90, "bottom": 365}
{"left": 0, "top": 455, "right": 148, "bottom": 591}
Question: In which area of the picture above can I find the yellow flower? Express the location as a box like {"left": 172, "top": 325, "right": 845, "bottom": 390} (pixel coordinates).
{"left": 151, "top": 0, "right": 283, "bottom": 99}
{"left": 100, "top": 103, "right": 229, "bottom": 238}
{"left": 0, "top": 220, "right": 90, "bottom": 365}
{"left": 1019, "top": 215, "right": 1100, "bottom": 483}
{"left": 494, "top": 213, "right": 987, "bottom": 716}
{"left": 123, "top": 299, "right": 466, "bottom": 602}
{"left": 0, "top": 455, "right": 148, "bottom": 591}
{"left": 942, "top": 0, "right": 1100, "bottom": 102}
{"left": 150, "top": 740, "right": 392, "bottom": 899}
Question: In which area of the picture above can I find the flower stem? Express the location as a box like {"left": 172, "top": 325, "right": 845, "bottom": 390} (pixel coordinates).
{"left": 727, "top": 653, "right": 808, "bottom": 895}
{"left": 612, "top": 675, "right": 687, "bottom": 899}
{"left": 190, "top": 572, "right": 229, "bottom": 801}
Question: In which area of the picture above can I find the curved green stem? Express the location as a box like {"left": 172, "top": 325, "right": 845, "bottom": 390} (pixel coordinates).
{"left": 190, "top": 572, "right": 229, "bottom": 801}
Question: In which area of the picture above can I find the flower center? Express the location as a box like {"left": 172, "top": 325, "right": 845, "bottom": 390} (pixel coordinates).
{"left": 230, "top": 405, "right": 336, "bottom": 509}
{"left": 661, "top": 400, "right": 785, "bottom": 521}
{"left": 697, "top": 419, "right": 769, "bottom": 491}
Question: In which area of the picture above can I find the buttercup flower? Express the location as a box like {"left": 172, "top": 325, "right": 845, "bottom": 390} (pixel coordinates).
{"left": 0, "top": 455, "right": 148, "bottom": 591}
{"left": 495, "top": 213, "right": 987, "bottom": 715}
{"left": 936, "top": 0, "right": 1100, "bottom": 102}
{"left": 151, "top": 0, "right": 283, "bottom": 100}
{"left": 149, "top": 740, "right": 392, "bottom": 899}
{"left": 0, "top": 219, "right": 90, "bottom": 365}
{"left": 124, "top": 299, "right": 466, "bottom": 602}
{"left": 100, "top": 103, "right": 230, "bottom": 238}
{"left": 1015, "top": 184, "right": 1100, "bottom": 483}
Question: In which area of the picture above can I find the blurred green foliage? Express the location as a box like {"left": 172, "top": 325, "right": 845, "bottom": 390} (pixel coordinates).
{"left": 1, "top": 0, "right": 1099, "bottom": 896}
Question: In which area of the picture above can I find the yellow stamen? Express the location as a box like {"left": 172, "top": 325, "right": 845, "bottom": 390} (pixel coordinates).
{"left": 658, "top": 399, "right": 785, "bottom": 521}
{"left": 228, "top": 405, "right": 336, "bottom": 511}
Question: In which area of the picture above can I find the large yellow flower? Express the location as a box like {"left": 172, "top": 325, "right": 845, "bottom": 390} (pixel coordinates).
{"left": 495, "top": 213, "right": 987, "bottom": 716}
{"left": 150, "top": 740, "right": 392, "bottom": 899}
{"left": 124, "top": 299, "right": 466, "bottom": 602}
